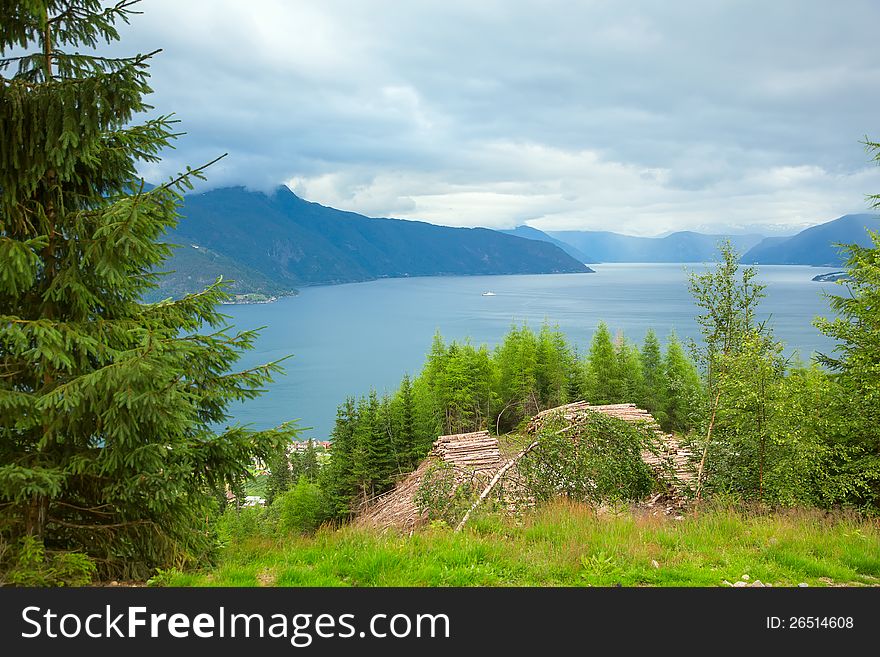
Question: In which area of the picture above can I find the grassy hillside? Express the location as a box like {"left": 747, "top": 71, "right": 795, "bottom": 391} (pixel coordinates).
{"left": 161, "top": 503, "right": 880, "bottom": 587}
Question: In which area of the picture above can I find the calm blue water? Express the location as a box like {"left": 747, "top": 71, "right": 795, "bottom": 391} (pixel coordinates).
{"left": 219, "top": 264, "right": 841, "bottom": 440}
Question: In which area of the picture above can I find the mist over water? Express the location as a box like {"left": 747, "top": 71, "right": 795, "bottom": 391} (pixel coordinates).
{"left": 220, "top": 264, "right": 840, "bottom": 440}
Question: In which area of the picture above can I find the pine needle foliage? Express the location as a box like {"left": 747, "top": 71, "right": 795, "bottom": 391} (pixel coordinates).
{"left": 0, "top": 1, "right": 296, "bottom": 581}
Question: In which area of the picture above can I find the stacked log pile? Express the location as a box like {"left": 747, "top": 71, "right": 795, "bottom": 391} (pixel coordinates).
{"left": 356, "top": 431, "right": 504, "bottom": 531}
{"left": 433, "top": 431, "right": 503, "bottom": 471}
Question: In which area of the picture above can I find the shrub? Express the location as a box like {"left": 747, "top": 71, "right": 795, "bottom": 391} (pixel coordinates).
{"left": 276, "top": 477, "right": 328, "bottom": 534}
{"left": 215, "top": 506, "right": 270, "bottom": 544}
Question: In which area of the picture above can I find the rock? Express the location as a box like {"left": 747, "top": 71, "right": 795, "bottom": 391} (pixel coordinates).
{"left": 722, "top": 580, "right": 733, "bottom": 587}
{"left": 748, "top": 580, "right": 764, "bottom": 587}
{"left": 110, "top": 581, "right": 119, "bottom": 586}
{"left": 651, "top": 560, "right": 660, "bottom": 569}
{"left": 742, "top": 574, "right": 750, "bottom": 580}
{"left": 798, "top": 583, "right": 809, "bottom": 587}
{"left": 733, "top": 581, "right": 748, "bottom": 587}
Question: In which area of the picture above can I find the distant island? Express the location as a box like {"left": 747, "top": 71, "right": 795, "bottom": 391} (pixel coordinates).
{"left": 811, "top": 271, "right": 849, "bottom": 283}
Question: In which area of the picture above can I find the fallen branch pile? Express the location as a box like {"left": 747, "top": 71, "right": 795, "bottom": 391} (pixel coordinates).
{"left": 529, "top": 402, "right": 695, "bottom": 496}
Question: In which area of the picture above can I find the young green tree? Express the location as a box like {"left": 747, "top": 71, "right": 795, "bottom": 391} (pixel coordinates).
{"left": 321, "top": 397, "right": 358, "bottom": 519}
{"left": 0, "top": 1, "right": 295, "bottom": 580}
{"left": 265, "top": 446, "right": 293, "bottom": 505}
{"left": 688, "top": 241, "right": 767, "bottom": 500}
{"left": 814, "top": 141, "right": 880, "bottom": 507}
{"left": 709, "top": 330, "right": 786, "bottom": 501}
{"left": 301, "top": 439, "right": 319, "bottom": 483}
{"left": 584, "top": 322, "right": 622, "bottom": 404}
{"left": 536, "top": 321, "right": 574, "bottom": 409}
{"left": 615, "top": 332, "right": 644, "bottom": 404}
{"left": 392, "top": 373, "right": 418, "bottom": 470}
{"left": 661, "top": 331, "right": 703, "bottom": 433}
{"left": 493, "top": 324, "right": 539, "bottom": 431}
{"left": 358, "top": 389, "right": 395, "bottom": 500}
{"left": 639, "top": 329, "right": 664, "bottom": 414}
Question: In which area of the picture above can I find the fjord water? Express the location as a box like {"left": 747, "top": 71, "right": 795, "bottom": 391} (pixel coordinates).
{"left": 221, "top": 264, "right": 839, "bottom": 440}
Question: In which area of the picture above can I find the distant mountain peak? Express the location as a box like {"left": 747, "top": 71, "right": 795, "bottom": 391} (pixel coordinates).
{"left": 741, "top": 213, "right": 880, "bottom": 266}
{"left": 154, "top": 186, "right": 591, "bottom": 298}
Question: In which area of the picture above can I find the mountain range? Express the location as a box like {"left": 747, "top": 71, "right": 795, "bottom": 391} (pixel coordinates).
{"left": 151, "top": 184, "right": 880, "bottom": 300}
{"left": 151, "top": 186, "right": 591, "bottom": 300}
{"left": 546, "top": 230, "right": 765, "bottom": 263}
{"left": 740, "top": 214, "right": 880, "bottom": 266}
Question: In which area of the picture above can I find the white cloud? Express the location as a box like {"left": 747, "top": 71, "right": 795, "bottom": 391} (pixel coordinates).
{"left": 99, "top": 0, "right": 880, "bottom": 234}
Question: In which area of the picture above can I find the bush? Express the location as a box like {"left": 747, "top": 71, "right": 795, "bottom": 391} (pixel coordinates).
{"left": 215, "top": 506, "right": 271, "bottom": 544}
{"left": 276, "top": 477, "right": 328, "bottom": 534}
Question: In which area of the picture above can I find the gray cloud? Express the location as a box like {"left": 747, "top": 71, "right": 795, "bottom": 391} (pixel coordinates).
{"left": 112, "top": 0, "right": 880, "bottom": 235}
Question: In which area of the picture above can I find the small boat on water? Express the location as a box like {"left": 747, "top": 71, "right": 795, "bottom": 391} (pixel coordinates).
{"left": 481, "top": 291, "right": 496, "bottom": 296}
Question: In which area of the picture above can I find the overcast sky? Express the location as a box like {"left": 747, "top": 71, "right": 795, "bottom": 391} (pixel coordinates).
{"left": 118, "top": 0, "right": 880, "bottom": 236}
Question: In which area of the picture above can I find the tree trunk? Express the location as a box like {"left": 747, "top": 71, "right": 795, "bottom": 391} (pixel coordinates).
{"left": 694, "top": 388, "right": 722, "bottom": 504}
{"left": 25, "top": 496, "right": 49, "bottom": 539}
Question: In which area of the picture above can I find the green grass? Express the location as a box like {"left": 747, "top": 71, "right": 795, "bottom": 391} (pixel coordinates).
{"left": 167, "top": 502, "right": 880, "bottom": 587}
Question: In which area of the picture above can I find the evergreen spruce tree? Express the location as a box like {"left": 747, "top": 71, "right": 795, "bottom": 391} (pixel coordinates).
{"left": 288, "top": 449, "right": 304, "bottom": 482}
{"left": 301, "top": 439, "right": 319, "bottom": 483}
{"left": 361, "top": 389, "right": 394, "bottom": 496}
{"left": 615, "top": 333, "right": 644, "bottom": 403}
{"left": 265, "top": 446, "right": 292, "bottom": 505}
{"left": 395, "top": 373, "right": 417, "bottom": 469}
{"left": 662, "top": 331, "right": 703, "bottom": 433}
{"left": 322, "top": 397, "right": 358, "bottom": 518}
{"left": 639, "top": 329, "right": 664, "bottom": 413}
{"left": 585, "top": 322, "right": 621, "bottom": 404}
{"left": 814, "top": 140, "right": 880, "bottom": 507}
{"left": 0, "top": 1, "right": 295, "bottom": 580}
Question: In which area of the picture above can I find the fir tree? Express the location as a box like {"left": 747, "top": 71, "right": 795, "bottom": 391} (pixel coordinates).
{"left": 322, "top": 397, "right": 358, "bottom": 518}
{"left": 265, "top": 446, "right": 292, "bottom": 505}
{"left": 585, "top": 322, "right": 621, "bottom": 404}
{"left": 302, "top": 439, "right": 319, "bottom": 483}
{"left": 536, "top": 321, "right": 573, "bottom": 409}
{"left": 639, "top": 329, "right": 664, "bottom": 413}
{"left": 361, "top": 389, "right": 394, "bottom": 497}
{"left": 395, "top": 373, "right": 417, "bottom": 469}
{"left": 662, "top": 331, "right": 703, "bottom": 433}
{"left": 0, "top": 1, "right": 296, "bottom": 579}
